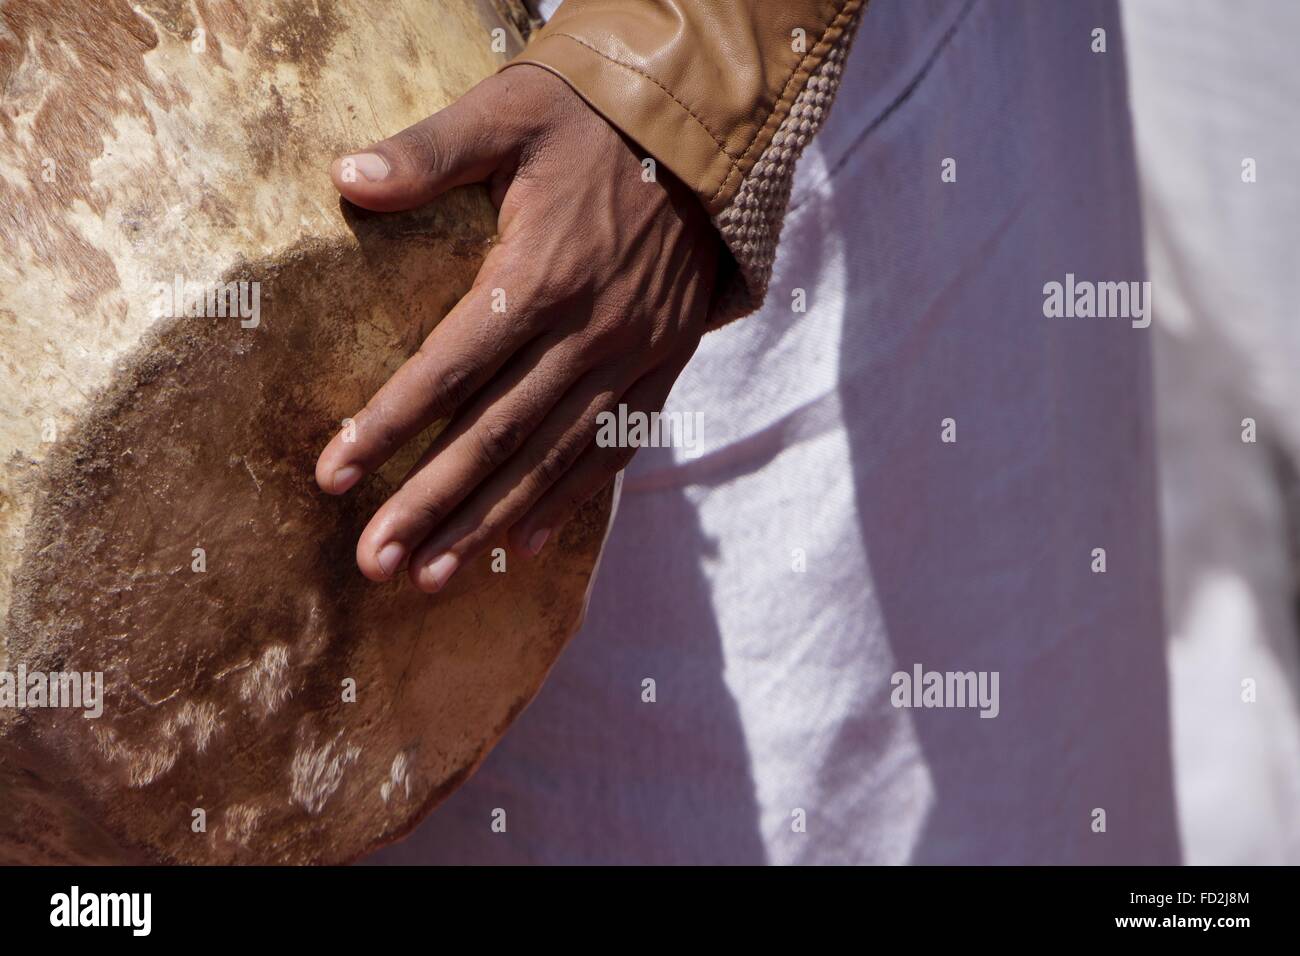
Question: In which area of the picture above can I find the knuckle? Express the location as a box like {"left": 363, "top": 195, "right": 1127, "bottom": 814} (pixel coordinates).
{"left": 535, "top": 260, "right": 582, "bottom": 303}
{"left": 355, "top": 405, "right": 404, "bottom": 457}
{"left": 437, "top": 364, "right": 474, "bottom": 415}
{"left": 414, "top": 350, "right": 472, "bottom": 418}
{"left": 410, "top": 494, "right": 446, "bottom": 528}
{"left": 392, "top": 121, "right": 441, "bottom": 173}
{"left": 460, "top": 520, "right": 498, "bottom": 554}
{"left": 532, "top": 445, "right": 570, "bottom": 487}
{"left": 472, "top": 416, "right": 523, "bottom": 469}
{"left": 508, "top": 271, "right": 568, "bottom": 324}
{"left": 374, "top": 420, "right": 404, "bottom": 456}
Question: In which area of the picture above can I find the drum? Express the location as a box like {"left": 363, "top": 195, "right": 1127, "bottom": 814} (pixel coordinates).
{"left": 0, "top": 0, "right": 612, "bottom": 863}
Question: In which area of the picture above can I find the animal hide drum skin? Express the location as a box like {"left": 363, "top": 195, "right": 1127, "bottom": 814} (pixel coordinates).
{"left": 0, "top": 0, "right": 614, "bottom": 863}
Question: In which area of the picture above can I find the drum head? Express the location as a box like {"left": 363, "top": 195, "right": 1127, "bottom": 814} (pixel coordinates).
{"left": 0, "top": 0, "right": 611, "bottom": 864}
{"left": 3, "top": 203, "right": 614, "bottom": 864}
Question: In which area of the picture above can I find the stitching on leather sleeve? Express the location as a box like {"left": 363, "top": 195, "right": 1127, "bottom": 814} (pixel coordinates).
{"left": 708, "top": 0, "right": 862, "bottom": 206}
{"left": 547, "top": 32, "right": 736, "bottom": 161}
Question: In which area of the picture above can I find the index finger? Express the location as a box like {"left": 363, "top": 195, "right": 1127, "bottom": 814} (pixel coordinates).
{"left": 314, "top": 252, "right": 538, "bottom": 493}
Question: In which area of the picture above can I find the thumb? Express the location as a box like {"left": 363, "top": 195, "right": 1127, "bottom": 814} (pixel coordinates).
{"left": 331, "top": 90, "right": 513, "bottom": 212}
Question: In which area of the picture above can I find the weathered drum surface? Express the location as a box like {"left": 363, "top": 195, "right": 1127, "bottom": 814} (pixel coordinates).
{"left": 0, "top": 0, "right": 613, "bottom": 863}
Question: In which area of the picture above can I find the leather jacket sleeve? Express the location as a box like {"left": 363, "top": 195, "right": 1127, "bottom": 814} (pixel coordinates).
{"left": 504, "top": 0, "right": 867, "bottom": 325}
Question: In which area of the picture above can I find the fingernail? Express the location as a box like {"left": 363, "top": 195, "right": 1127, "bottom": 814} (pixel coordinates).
{"left": 341, "top": 152, "right": 389, "bottom": 182}
{"left": 417, "top": 552, "right": 460, "bottom": 592}
{"left": 527, "top": 528, "right": 551, "bottom": 556}
{"left": 377, "top": 542, "right": 405, "bottom": 578}
{"left": 332, "top": 465, "right": 363, "bottom": 493}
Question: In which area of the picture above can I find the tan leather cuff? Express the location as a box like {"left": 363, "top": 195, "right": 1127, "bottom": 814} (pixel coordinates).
{"left": 506, "top": 32, "right": 738, "bottom": 216}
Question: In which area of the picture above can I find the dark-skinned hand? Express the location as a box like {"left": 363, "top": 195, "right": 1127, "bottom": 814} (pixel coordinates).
{"left": 315, "top": 65, "right": 719, "bottom": 592}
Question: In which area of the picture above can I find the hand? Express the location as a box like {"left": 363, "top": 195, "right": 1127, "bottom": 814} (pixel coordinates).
{"left": 315, "top": 65, "right": 719, "bottom": 592}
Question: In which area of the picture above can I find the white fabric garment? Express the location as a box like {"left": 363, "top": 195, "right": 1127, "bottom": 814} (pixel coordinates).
{"left": 371, "top": 0, "right": 1182, "bottom": 864}
{"left": 1121, "top": 0, "right": 1300, "bottom": 865}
